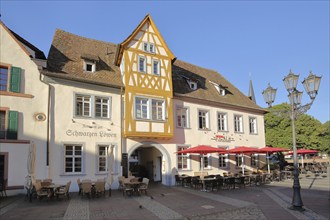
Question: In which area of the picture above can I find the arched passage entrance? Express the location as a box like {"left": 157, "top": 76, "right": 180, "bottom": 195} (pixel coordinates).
{"left": 127, "top": 141, "right": 172, "bottom": 186}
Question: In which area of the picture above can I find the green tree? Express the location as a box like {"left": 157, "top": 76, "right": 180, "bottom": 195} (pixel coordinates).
{"left": 264, "top": 103, "right": 329, "bottom": 153}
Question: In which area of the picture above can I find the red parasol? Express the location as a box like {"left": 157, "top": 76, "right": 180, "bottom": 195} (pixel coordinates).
{"left": 287, "top": 149, "right": 319, "bottom": 168}
{"left": 287, "top": 149, "right": 319, "bottom": 155}
{"left": 227, "top": 146, "right": 261, "bottom": 174}
{"left": 259, "top": 146, "right": 289, "bottom": 173}
{"left": 177, "top": 145, "right": 227, "bottom": 155}
{"left": 176, "top": 145, "right": 226, "bottom": 191}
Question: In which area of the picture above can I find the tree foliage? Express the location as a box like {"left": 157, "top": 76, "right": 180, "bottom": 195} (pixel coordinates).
{"left": 264, "top": 103, "right": 330, "bottom": 153}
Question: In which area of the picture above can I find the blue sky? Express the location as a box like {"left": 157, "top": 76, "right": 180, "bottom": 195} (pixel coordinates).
{"left": 1, "top": 1, "right": 329, "bottom": 123}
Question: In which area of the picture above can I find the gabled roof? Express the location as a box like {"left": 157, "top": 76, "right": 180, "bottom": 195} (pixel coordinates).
{"left": 0, "top": 21, "right": 46, "bottom": 60}
{"left": 172, "top": 60, "right": 265, "bottom": 112}
{"left": 115, "top": 14, "right": 175, "bottom": 66}
{"left": 46, "top": 28, "right": 265, "bottom": 113}
{"left": 46, "top": 29, "right": 123, "bottom": 88}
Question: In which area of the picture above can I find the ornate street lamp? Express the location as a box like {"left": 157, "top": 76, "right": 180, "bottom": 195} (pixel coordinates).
{"left": 262, "top": 70, "right": 321, "bottom": 211}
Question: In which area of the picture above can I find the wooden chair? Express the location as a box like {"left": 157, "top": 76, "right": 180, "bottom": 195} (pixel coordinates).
{"left": 94, "top": 181, "right": 105, "bottom": 197}
{"left": 55, "top": 181, "right": 71, "bottom": 200}
{"left": 81, "top": 181, "right": 92, "bottom": 198}
{"left": 138, "top": 178, "right": 149, "bottom": 196}
{"left": 77, "top": 178, "right": 82, "bottom": 195}
{"left": 118, "top": 176, "right": 125, "bottom": 191}
{"left": 122, "top": 183, "right": 134, "bottom": 197}
{"left": 34, "top": 181, "right": 49, "bottom": 200}
{"left": 0, "top": 179, "right": 7, "bottom": 197}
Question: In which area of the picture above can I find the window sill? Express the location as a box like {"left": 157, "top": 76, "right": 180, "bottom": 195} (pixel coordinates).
{"left": 0, "top": 91, "right": 34, "bottom": 98}
{"left": 0, "top": 139, "right": 30, "bottom": 144}
{"left": 60, "top": 173, "right": 86, "bottom": 177}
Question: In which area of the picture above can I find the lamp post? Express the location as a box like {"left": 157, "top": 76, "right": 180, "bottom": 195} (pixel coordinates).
{"left": 262, "top": 70, "right": 321, "bottom": 211}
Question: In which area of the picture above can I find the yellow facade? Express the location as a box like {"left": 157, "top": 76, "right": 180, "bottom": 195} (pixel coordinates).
{"left": 116, "top": 15, "right": 175, "bottom": 139}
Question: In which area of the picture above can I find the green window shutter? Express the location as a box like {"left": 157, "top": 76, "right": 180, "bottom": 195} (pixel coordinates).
{"left": 10, "top": 67, "right": 21, "bottom": 93}
{"left": 7, "top": 111, "right": 18, "bottom": 140}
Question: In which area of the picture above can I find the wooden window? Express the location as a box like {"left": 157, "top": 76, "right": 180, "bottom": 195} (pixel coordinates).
{"left": 135, "top": 97, "right": 149, "bottom": 119}
{"left": 152, "top": 60, "right": 160, "bottom": 75}
{"left": 177, "top": 146, "right": 189, "bottom": 170}
{"left": 0, "top": 65, "right": 21, "bottom": 93}
{"left": 0, "top": 110, "right": 18, "bottom": 140}
{"left": 219, "top": 154, "right": 227, "bottom": 168}
{"left": 75, "top": 94, "right": 91, "bottom": 117}
{"left": 234, "top": 115, "right": 243, "bottom": 133}
{"left": 95, "top": 97, "right": 110, "bottom": 118}
{"left": 217, "top": 112, "right": 228, "bottom": 131}
{"left": 135, "top": 96, "right": 166, "bottom": 121}
{"left": 198, "top": 110, "right": 209, "bottom": 130}
{"left": 64, "top": 145, "right": 82, "bottom": 173}
{"left": 83, "top": 60, "right": 96, "bottom": 73}
{"left": 176, "top": 107, "right": 189, "bottom": 128}
{"left": 251, "top": 154, "right": 259, "bottom": 167}
{"left": 235, "top": 154, "right": 242, "bottom": 167}
{"left": 98, "top": 145, "right": 108, "bottom": 172}
{"left": 139, "top": 56, "right": 146, "bottom": 73}
{"left": 249, "top": 117, "right": 257, "bottom": 134}
{"left": 151, "top": 99, "right": 164, "bottom": 120}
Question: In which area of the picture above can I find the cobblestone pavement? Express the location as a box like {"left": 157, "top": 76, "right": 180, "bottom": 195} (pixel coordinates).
{"left": 1, "top": 173, "right": 329, "bottom": 220}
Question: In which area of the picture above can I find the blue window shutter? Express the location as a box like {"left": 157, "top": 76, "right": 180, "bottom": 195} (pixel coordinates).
{"left": 7, "top": 111, "right": 18, "bottom": 140}
{"left": 10, "top": 67, "right": 21, "bottom": 93}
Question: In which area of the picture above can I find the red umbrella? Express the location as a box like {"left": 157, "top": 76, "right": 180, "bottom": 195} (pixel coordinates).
{"left": 227, "top": 146, "right": 261, "bottom": 174}
{"left": 176, "top": 145, "right": 227, "bottom": 154}
{"left": 176, "top": 145, "right": 227, "bottom": 191}
{"left": 259, "top": 146, "right": 289, "bottom": 173}
{"left": 287, "top": 149, "right": 319, "bottom": 155}
{"left": 287, "top": 149, "right": 319, "bottom": 168}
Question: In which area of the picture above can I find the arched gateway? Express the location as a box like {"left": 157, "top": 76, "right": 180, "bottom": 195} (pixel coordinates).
{"left": 127, "top": 141, "right": 173, "bottom": 186}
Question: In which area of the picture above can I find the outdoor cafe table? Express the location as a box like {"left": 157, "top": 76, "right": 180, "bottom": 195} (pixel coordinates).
{"left": 199, "top": 177, "right": 216, "bottom": 192}
{"left": 124, "top": 181, "right": 141, "bottom": 195}
{"left": 42, "top": 184, "right": 65, "bottom": 198}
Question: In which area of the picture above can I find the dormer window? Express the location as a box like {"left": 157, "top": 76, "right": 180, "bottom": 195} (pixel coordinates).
{"left": 219, "top": 86, "right": 226, "bottom": 96}
{"left": 81, "top": 54, "right": 99, "bottom": 73}
{"left": 143, "top": 42, "right": 155, "bottom": 53}
{"left": 210, "top": 81, "right": 226, "bottom": 96}
{"left": 188, "top": 81, "right": 197, "bottom": 90}
{"left": 84, "top": 60, "right": 96, "bottom": 73}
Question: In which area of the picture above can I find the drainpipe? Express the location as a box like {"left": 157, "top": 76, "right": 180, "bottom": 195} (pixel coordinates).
{"left": 39, "top": 69, "right": 50, "bottom": 178}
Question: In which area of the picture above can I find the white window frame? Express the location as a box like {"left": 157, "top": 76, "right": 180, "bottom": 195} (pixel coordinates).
{"left": 217, "top": 112, "right": 228, "bottom": 131}
{"left": 177, "top": 145, "right": 191, "bottom": 170}
{"left": 218, "top": 146, "right": 229, "bottom": 168}
{"left": 83, "top": 60, "right": 96, "bottom": 73}
{"left": 63, "top": 144, "right": 84, "bottom": 174}
{"left": 198, "top": 109, "right": 210, "bottom": 130}
{"left": 251, "top": 153, "right": 259, "bottom": 167}
{"left": 234, "top": 114, "right": 243, "bottom": 133}
{"left": 95, "top": 96, "right": 110, "bottom": 119}
{"left": 152, "top": 59, "right": 160, "bottom": 75}
{"left": 142, "top": 42, "right": 155, "bottom": 53}
{"left": 151, "top": 99, "right": 165, "bottom": 121}
{"left": 138, "top": 56, "right": 146, "bottom": 73}
{"left": 75, "top": 94, "right": 91, "bottom": 117}
{"left": 235, "top": 154, "right": 243, "bottom": 167}
{"left": 97, "top": 145, "right": 108, "bottom": 173}
{"left": 176, "top": 106, "right": 189, "bottom": 128}
{"left": 135, "top": 97, "right": 149, "bottom": 119}
{"left": 249, "top": 117, "right": 258, "bottom": 134}
{"left": 75, "top": 93, "right": 111, "bottom": 119}
{"left": 201, "top": 154, "right": 211, "bottom": 170}
{"left": 135, "top": 96, "right": 165, "bottom": 121}
{"left": 188, "top": 81, "right": 197, "bottom": 90}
